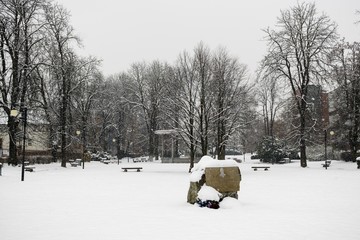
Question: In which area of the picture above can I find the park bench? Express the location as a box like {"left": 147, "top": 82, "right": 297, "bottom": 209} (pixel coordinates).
{"left": 122, "top": 167, "right": 142, "bottom": 172}
{"left": 251, "top": 166, "right": 270, "bottom": 171}
{"left": 134, "top": 157, "right": 148, "bottom": 163}
{"left": 69, "top": 159, "right": 82, "bottom": 167}
{"left": 25, "top": 166, "right": 35, "bottom": 172}
{"left": 24, "top": 161, "right": 35, "bottom": 172}
{"left": 103, "top": 159, "right": 110, "bottom": 164}
{"left": 70, "top": 162, "right": 78, "bottom": 167}
{"left": 322, "top": 160, "right": 331, "bottom": 168}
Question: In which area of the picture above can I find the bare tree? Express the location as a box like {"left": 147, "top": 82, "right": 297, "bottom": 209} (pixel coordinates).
{"left": 111, "top": 74, "right": 138, "bottom": 158}
{"left": 127, "top": 61, "right": 167, "bottom": 160}
{"left": 256, "top": 69, "right": 287, "bottom": 137}
{"left": 164, "top": 45, "right": 252, "bottom": 169}
{"left": 0, "top": 0, "right": 45, "bottom": 165}
{"left": 92, "top": 81, "right": 114, "bottom": 152}
{"left": 94, "top": 73, "right": 143, "bottom": 158}
{"left": 263, "top": 2, "right": 338, "bottom": 167}
{"left": 194, "top": 42, "right": 213, "bottom": 156}
{"left": 330, "top": 41, "right": 360, "bottom": 162}
{"left": 168, "top": 50, "right": 199, "bottom": 171}
{"left": 163, "top": 44, "right": 213, "bottom": 171}
{"left": 211, "top": 47, "right": 250, "bottom": 160}
{"left": 43, "top": 2, "right": 80, "bottom": 167}
{"left": 70, "top": 56, "right": 102, "bottom": 156}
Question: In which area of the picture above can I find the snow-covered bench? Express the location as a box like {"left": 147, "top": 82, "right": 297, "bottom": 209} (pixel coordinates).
{"left": 251, "top": 166, "right": 270, "bottom": 171}
{"left": 122, "top": 167, "right": 142, "bottom": 172}
{"left": 69, "top": 159, "right": 81, "bottom": 167}
{"left": 24, "top": 161, "right": 35, "bottom": 172}
{"left": 25, "top": 166, "right": 35, "bottom": 172}
{"left": 322, "top": 161, "right": 331, "bottom": 168}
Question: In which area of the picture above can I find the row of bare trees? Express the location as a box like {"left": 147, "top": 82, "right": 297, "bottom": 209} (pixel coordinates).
{"left": 165, "top": 44, "right": 254, "bottom": 170}
{"left": 101, "top": 43, "right": 255, "bottom": 171}
{"left": 2, "top": 0, "right": 252, "bottom": 171}
{"left": 330, "top": 41, "right": 360, "bottom": 162}
{"left": 1, "top": 1, "right": 358, "bottom": 170}
{"left": 104, "top": 2, "right": 359, "bottom": 169}
{"left": 256, "top": 2, "right": 360, "bottom": 166}
{"left": 0, "top": 0, "right": 102, "bottom": 167}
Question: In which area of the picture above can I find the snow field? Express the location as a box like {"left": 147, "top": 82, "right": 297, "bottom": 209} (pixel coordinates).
{"left": 1, "top": 159, "right": 360, "bottom": 240}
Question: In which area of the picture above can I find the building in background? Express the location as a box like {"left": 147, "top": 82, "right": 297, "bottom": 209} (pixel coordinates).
{"left": 0, "top": 112, "right": 50, "bottom": 159}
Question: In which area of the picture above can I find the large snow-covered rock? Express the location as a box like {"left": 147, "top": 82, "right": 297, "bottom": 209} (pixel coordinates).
{"left": 187, "top": 155, "right": 241, "bottom": 205}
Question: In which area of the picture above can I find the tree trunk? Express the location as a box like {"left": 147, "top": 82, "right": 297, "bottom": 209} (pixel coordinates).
{"left": 218, "top": 144, "right": 226, "bottom": 160}
{"left": 8, "top": 116, "right": 18, "bottom": 165}
{"left": 217, "top": 119, "right": 226, "bottom": 160}
{"left": 300, "top": 137, "right": 307, "bottom": 167}
{"left": 60, "top": 85, "right": 67, "bottom": 168}
{"left": 81, "top": 115, "right": 87, "bottom": 152}
{"left": 300, "top": 105, "right": 307, "bottom": 168}
{"left": 49, "top": 127, "right": 58, "bottom": 162}
{"left": 349, "top": 128, "right": 358, "bottom": 162}
{"left": 187, "top": 112, "right": 197, "bottom": 172}
{"left": 189, "top": 142, "right": 195, "bottom": 173}
{"left": 116, "top": 136, "right": 121, "bottom": 159}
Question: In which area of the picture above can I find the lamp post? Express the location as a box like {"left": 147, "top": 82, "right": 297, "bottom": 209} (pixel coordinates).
{"left": 10, "top": 106, "right": 27, "bottom": 181}
{"left": 76, "top": 130, "right": 84, "bottom": 169}
{"left": 324, "top": 129, "right": 328, "bottom": 163}
{"left": 329, "top": 130, "right": 335, "bottom": 159}
{"left": 113, "top": 138, "right": 120, "bottom": 165}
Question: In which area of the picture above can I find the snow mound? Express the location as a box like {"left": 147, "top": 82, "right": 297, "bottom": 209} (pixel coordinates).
{"left": 219, "top": 197, "right": 240, "bottom": 209}
{"left": 197, "top": 185, "right": 222, "bottom": 202}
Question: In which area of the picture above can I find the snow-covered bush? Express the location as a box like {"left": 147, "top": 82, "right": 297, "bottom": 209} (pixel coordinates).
{"left": 256, "top": 137, "right": 287, "bottom": 163}
{"left": 306, "top": 145, "right": 325, "bottom": 161}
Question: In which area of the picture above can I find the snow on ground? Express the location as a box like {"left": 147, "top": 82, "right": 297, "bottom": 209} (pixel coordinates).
{"left": 1, "top": 156, "right": 360, "bottom": 240}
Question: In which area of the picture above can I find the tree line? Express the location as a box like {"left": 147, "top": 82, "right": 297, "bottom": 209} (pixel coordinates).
{"left": 105, "top": 45, "right": 255, "bottom": 171}
{"left": 1, "top": 0, "right": 102, "bottom": 167}
{"left": 1, "top": 1, "right": 359, "bottom": 170}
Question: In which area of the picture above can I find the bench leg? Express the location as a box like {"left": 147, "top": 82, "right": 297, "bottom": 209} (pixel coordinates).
{"left": 264, "top": 168, "right": 269, "bottom": 171}
{"left": 137, "top": 169, "right": 140, "bottom": 172}
{"left": 253, "top": 168, "right": 257, "bottom": 171}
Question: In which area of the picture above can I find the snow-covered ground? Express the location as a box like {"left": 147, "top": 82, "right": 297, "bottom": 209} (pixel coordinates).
{"left": 1, "top": 156, "right": 360, "bottom": 240}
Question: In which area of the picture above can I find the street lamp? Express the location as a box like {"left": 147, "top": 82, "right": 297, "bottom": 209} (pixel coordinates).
{"left": 112, "top": 138, "right": 120, "bottom": 165}
{"left": 329, "top": 130, "right": 335, "bottom": 159}
{"left": 76, "top": 130, "right": 84, "bottom": 169}
{"left": 10, "top": 106, "right": 27, "bottom": 181}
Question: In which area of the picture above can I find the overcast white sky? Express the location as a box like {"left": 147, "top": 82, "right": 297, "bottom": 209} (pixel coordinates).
{"left": 56, "top": 0, "right": 359, "bottom": 77}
